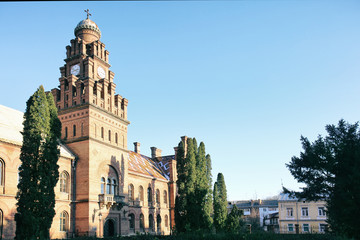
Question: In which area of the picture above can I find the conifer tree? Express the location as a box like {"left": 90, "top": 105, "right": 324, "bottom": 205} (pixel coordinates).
{"left": 175, "top": 137, "right": 214, "bottom": 232}
{"left": 225, "top": 205, "right": 243, "bottom": 233}
{"left": 213, "top": 173, "right": 228, "bottom": 232}
{"left": 175, "top": 141, "right": 186, "bottom": 232}
{"left": 15, "top": 86, "right": 61, "bottom": 240}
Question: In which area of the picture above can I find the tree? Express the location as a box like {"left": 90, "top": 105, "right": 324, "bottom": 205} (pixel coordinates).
{"left": 286, "top": 119, "right": 360, "bottom": 238}
{"left": 213, "top": 173, "right": 228, "bottom": 232}
{"left": 225, "top": 205, "right": 243, "bottom": 233}
{"left": 15, "top": 86, "right": 61, "bottom": 239}
{"left": 175, "top": 137, "right": 213, "bottom": 232}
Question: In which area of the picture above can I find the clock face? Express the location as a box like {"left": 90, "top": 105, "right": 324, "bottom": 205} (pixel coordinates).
{"left": 71, "top": 64, "right": 80, "bottom": 75}
{"left": 97, "top": 66, "right": 106, "bottom": 78}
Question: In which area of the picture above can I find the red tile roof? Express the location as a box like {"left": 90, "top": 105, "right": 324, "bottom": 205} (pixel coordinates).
{"left": 128, "top": 151, "right": 171, "bottom": 181}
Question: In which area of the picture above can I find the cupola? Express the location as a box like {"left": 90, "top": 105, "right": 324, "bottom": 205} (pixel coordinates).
{"left": 74, "top": 10, "right": 101, "bottom": 43}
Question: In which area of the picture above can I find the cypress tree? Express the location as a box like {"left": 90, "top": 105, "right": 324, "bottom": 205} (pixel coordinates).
{"left": 175, "top": 141, "right": 186, "bottom": 232}
{"left": 15, "top": 86, "right": 61, "bottom": 239}
{"left": 175, "top": 137, "right": 214, "bottom": 232}
{"left": 213, "top": 173, "right": 228, "bottom": 232}
{"left": 225, "top": 205, "right": 243, "bottom": 233}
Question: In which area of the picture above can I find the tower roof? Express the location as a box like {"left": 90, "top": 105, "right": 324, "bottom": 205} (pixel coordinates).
{"left": 74, "top": 17, "right": 101, "bottom": 42}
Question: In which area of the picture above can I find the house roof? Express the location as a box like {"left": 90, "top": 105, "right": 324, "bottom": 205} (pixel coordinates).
{"left": 229, "top": 199, "right": 279, "bottom": 209}
{"left": 0, "top": 104, "right": 75, "bottom": 159}
{"left": 128, "top": 151, "right": 171, "bottom": 181}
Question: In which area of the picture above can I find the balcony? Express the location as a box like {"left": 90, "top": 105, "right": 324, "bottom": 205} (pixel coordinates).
{"left": 129, "top": 200, "right": 141, "bottom": 207}
{"left": 99, "top": 194, "right": 126, "bottom": 209}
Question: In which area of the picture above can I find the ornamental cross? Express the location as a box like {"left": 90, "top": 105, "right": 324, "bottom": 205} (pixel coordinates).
{"left": 85, "top": 9, "right": 91, "bottom": 19}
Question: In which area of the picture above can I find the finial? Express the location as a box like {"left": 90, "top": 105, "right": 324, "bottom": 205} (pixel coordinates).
{"left": 84, "top": 9, "right": 92, "bottom": 19}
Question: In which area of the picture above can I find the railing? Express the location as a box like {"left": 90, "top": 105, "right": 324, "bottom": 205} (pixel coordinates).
{"left": 99, "top": 194, "right": 126, "bottom": 208}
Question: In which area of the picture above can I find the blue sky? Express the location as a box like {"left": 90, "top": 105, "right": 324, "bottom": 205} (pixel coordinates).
{"left": 1, "top": 1, "right": 360, "bottom": 200}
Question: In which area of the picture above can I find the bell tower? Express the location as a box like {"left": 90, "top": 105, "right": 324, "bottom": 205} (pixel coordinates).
{"left": 51, "top": 11, "right": 130, "bottom": 236}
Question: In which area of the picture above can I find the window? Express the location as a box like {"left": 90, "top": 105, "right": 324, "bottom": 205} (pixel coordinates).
{"left": 165, "top": 215, "right": 169, "bottom": 228}
{"left": 101, "top": 127, "right": 104, "bottom": 139}
{"left": 149, "top": 214, "right": 154, "bottom": 230}
{"left": 81, "top": 123, "right": 84, "bottom": 136}
{"left": 288, "top": 224, "right": 294, "bottom": 232}
{"left": 60, "top": 211, "right": 69, "bottom": 232}
{"left": 128, "top": 184, "right": 134, "bottom": 201}
{"left": 72, "top": 86, "right": 77, "bottom": 97}
{"left": 156, "top": 189, "right": 160, "bottom": 204}
{"left": 106, "top": 178, "right": 111, "bottom": 194}
{"left": 147, "top": 187, "right": 152, "bottom": 203}
{"left": 286, "top": 208, "right": 293, "bottom": 217}
{"left": 318, "top": 207, "right": 326, "bottom": 216}
{"left": 115, "top": 133, "right": 118, "bottom": 144}
{"left": 108, "top": 130, "right": 111, "bottom": 142}
{"left": 157, "top": 214, "right": 161, "bottom": 231}
{"left": 65, "top": 127, "right": 68, "bottom": 139}
{"left": 59, "top": 171, "right": 69, "bottom": 193}
{"left": 0, "top": 159, "right": 4, "bottom": 186}
{"left": 129, "top": 213, "right": 135, "bottom": 230}
{"left": 139, "top": 186, "right": 144, "bottom": 202}
{"left": 73, "top": 125, "right": 76, "bottom": 137}
{"left": 303, "top": 224, "right": 309, "bottom": 232}
{"left": 140, "top": 214, "right": 145, "bottom": 231}
{"left": 101, "top": 177, "right": 105, "bottom": 194}
{"left": 163, "top": 190, "right": 167, "bottom": 204}
{"left": 301, "top": 207, "right": 309, "bottom": 217}
{"left": 112, "top": 179, "right": 117, "bottom": 195}
{"left": 319, "top": 224, "right": 327, "bottom": 233}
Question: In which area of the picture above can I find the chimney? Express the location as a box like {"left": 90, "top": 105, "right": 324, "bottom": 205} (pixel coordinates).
{"left": 134, "top": 142, "right": 140, "bottom": 154}
{"left": 151, "top": 147, "right": 162, "bottom": 158}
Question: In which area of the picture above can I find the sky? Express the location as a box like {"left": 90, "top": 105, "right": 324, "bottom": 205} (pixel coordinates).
{"left": 1, "top": 1, "right": 360, "bottom": 201}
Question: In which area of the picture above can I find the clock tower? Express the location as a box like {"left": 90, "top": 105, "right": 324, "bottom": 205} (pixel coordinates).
{"left": 51, "top": 13, "right": 130, "bottom": 236}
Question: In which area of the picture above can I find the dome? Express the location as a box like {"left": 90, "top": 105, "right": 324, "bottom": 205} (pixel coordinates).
{"left": 74, "top": 18, "right": 101, "bottom": 42}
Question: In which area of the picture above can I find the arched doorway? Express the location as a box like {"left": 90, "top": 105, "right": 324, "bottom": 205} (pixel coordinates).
{"left": 104, "top": 219, "right": 115, "bottom": 237}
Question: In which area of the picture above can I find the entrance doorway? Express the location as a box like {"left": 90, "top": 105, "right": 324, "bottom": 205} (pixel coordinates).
{"left": 104, "top": 219, "right": 115, "bottom": 237}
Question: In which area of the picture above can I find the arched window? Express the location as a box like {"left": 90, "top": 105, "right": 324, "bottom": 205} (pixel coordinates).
{"left": 139, "top": 186, "right": 144, "bottom": 202}
{"left": 147, "top": 187, "right": 152, "bottom": 203}
{"left": 64, "top": 80, "right": 69, "bottom": 90}
{"left": 140, "top": 213, "right": 145, "bottom": 231}
{"left": 59, "top": 171, "right": 69, "bottom": 193}
{"left": 108, "top": 130, "right": 111, "bottom": 142}
{"left": 60, "top": 211, "right": 69, "bottom": 231}
{"left": 149, "top": 214, "right": 154, "bottom": 231}
{"left": 163, "top": 190, "right": 167, "bottom": 204}
{"left": 65, "top": 127, "right": 68, "bottom": 139}
{"left": 128, "top": 184, "right": 134, "bottom": 201}
{"left": 72, "top": 85, "right": 77, "bottom": 97}
{"left": 101, "top": 177, "right": 106, "bottom": 194}
{"left": 165, "top": 215, "right": 169, "bottom": 228}
{"left": 129, "top": 213, "right": 135, "bottom": 231}
{"left": 0, "top": 159, "right": 4, "bottom": 186}
{"left": 73, "top": 124, "right": 76, "bottom": 137}
{"left": 81, "top": 83, "right": 85, "bottom": 95}
{"left": 81, "top": 123, "right": 84, "bottom": 136}
{"left": 156, "top": 189, "right": 160, "bottom": 204}
{"left": 115, "top": 133, "right": 118, "bottom": 144}
{"left": 112, "top": 179, "right": 117, "bottom": 195}
{"left": 157, "top": 214, "right": 161, "bottom": 231}
{"left": 101, "top": 127, "right": 104, "bottom": 139}
{"left": 106, "top": 178, "right": 111, "bottom": 194}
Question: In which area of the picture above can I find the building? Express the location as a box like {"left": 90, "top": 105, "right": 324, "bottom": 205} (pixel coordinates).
{"left": 278, "top": 193, "right": 327, "bottom": 234}
{"left": 228, "top": 199, "right": 278, "bottom": 230}
{"left": 0, "top": 14, "right": 178, "bottom": 239}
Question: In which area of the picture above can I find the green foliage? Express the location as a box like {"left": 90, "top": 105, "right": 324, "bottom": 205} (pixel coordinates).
{"left": 15, "top": 86, "right": 61, "bottom": 240}
{"left": 225, "top": 205, "right": 243, "bottom": 233}
{"left": 213, "top": 173, "right": 228, "bottom": 232}
{"left": 286, "top": 119, "right": 360, "bottom": 239}
{"left": 175, "top": 137, "right": 213, "bottom": 232}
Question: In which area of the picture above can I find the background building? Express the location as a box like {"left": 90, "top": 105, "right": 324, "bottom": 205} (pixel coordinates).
{"left": 278, "top": 193, "right": 327, "bottom": 234}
